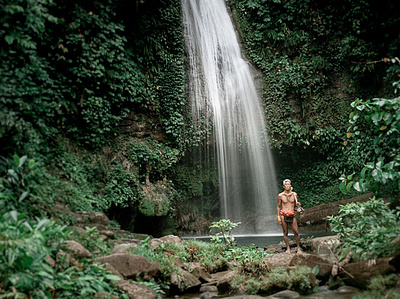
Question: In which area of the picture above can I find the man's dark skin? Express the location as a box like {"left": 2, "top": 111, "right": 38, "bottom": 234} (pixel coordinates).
{"left": 277, "top": 179, "right": 302, "bottom": 254}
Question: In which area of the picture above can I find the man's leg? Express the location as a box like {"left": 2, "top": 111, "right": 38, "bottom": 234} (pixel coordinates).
{"left": 280, "top": 217, "right": 290, "bottom": 254}
{"left": 291, "top": 218, "right": 302, "bottom": 254}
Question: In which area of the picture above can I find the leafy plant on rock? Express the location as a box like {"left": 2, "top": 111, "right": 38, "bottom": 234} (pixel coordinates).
{"left": 328, "top": 197, "right": 400, "bottom": 260}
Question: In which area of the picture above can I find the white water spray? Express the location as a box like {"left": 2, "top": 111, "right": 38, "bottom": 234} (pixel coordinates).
{"left": 182, "top": 0, "right": 279, "bottom": 232}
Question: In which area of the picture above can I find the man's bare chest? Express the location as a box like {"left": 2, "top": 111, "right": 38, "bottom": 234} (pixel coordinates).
{"left": 281, "top": 193, "right": 295, "bottom": 203}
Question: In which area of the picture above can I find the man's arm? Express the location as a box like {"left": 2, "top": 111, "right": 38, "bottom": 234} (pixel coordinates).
{"left": 294, "top": 192, "right": 301, "bottom": 206}
{"left": 277, "top": 195, "right": 282, "bottom": 223}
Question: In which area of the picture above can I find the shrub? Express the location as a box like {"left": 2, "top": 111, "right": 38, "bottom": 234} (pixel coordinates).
{"left": 328, "top": 197, "right": 400, "bottom": 260}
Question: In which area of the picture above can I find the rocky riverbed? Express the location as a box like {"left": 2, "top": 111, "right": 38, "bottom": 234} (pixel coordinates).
{"left": 55, "top": 206, "right": 399, "bottom": 299}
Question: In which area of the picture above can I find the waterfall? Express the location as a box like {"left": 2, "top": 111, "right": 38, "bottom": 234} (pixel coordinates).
{"left": 182, "top": 0, "right": 279, "bottom": 233}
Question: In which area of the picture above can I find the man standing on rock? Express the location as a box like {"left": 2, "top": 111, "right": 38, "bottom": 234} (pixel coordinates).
{"left": 277, "top": 179, "right": 302, "bottom": 254}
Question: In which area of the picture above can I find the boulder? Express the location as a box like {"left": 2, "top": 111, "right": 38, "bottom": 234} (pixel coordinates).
{"left": 200, "top": 285, "right": 219, "bottom": 293}
{"left": 159, "top": 235, "right": 183, "bottom": 244}
{"left": 95, "top": 253, "right": 160, "bottom": 280}
{"left": 148, "top": 238, "right": 163, "bottom": 249}
{"left": 200, "top": 292, "right": 219, "bottom": 299}
{"left": 62, "top": 240, "right": 92, "bottom": 259}
{"left": 266, "top": 290, "right": 300, "bottom": 298}
{"left": 224, "top": 295, "right": 264, "bottom": 298}
{"left": 100, "top": 230, "right": 115, "bottom": 239}
{"left": 214, "top": 271, "right": 237, "bottom": 294}
{"left": 148, "top": 235, "right": 183, "bottom": 249}
{"left": 111, "top": 243, "right": 138, "bottom": 254}
{"left": 342, "top": 257, "right": 397, "bottom": 289}
{"left": 103, "top": 262, "right": 124, "bottom": 281}
{"left": 289, "top": 253, "right": 333, "bottom": 279}
{"left": 73, "top": 211, "right": 109, "bottom": 229}
{"left": 170, "top": 268, "right": 201, "bottom": 292}
{"left": 263, "top": 253, "right": 293, "bottom": 269}
{"left": 118, "top": 280, "right": 158, "bottom": 299}
{"left": 310, "top": 235, "right": 340, "bottom": 254}
{"left": 190, "top": 264, "right": 212, "bottom": 282}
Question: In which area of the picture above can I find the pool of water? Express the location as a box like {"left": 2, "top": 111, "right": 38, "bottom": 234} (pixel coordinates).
{"left": 183, "top": 231, "right": 333, "bottom": 247}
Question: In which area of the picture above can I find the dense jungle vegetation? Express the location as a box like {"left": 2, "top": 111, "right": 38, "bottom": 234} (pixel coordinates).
{"left": 1, "top": 0, "right": 400, "bottom": 297}
{"left": 1, "top": 0, "right": 399, "bottom": 231}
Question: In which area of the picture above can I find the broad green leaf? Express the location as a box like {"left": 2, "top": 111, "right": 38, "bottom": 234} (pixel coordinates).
{"left": 19, "top": 156, "right": 27, "bottom": 167}
{"left": 28, "top": 159, "right": 35, "bottom": 169}
{"left": 353, "top": 182, "right": 362, "bottom": 192}
{"left": 35, "top": 219, "right": 51, "bottom": 231}
{"left": 19, "top": 191, "right": 29, "bottom": 202}
{"left": 312, "top": 265, "right": 319, "bottom": 276}
{"left": 13, "top": 155, "right": 20, "bottom": 166}
{"left": 339, "top": 182, "right": 347, "bottom": 194}
{"left": 371, "top": 112, "right": 382, "bottom": 125}
{"left": 23, "top": 221, "right": 33, "bottom": 231}
{"left": 346, "top": 181, "right": 354, "bottom": 192}
{"left": 10, "top": 211, "right": 18, "bottom": 222}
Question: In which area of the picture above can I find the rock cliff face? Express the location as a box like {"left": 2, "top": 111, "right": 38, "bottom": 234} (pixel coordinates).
{"left": 119, "top": 112, "right": 166, "bottom": 142}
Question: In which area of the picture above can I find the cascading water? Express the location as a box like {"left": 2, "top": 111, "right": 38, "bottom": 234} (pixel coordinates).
{"left": 182, "top": 0, "right": 279, "bottom": 233}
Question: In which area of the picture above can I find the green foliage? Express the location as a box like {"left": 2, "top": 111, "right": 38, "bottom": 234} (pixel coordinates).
{"left": 340, "top": 96, "right": 400, "bottom": 193}
{"left": 183, "top": 240, "right": 227, "bottom": 273}
{"left": 224, "top": 246, "right": 270, "bottom": 275}
{"left": 130, "top": 0, "right": 186, "bottom": 147}
{"left": 230, "top": 274, "right": 261, "bottom": 295}
{"left": 209, "top": 219, "right": 241, "bottom": 246}
{"left": 0, "top": 0, "right": 60, "bottom": 155}
{"left": 352, "top": 274, "right": 400, "bottom": 299}
{"left": 260, "top": 266, "right": 315, "bottom": 295}
{"left": 0, "top": 211, "right": 123, "bottom": 298}
{"left": 139, "top": 182, "right": 172, "bottom": 217}
{"left": 70, "top": 227, "right": 112, "bottom": 258}
{"left": 328, "top": 198, "right": 400, "bottom": 260}
{"left": 0, "top": 211, "right": 70, "bottom": 298}
{"left": 0, "top": 155, "right": 39, "bottom": 214}
{"left": 53, "top": 263, "right": 123, "bottom": 299}
{"left": 1, "top": 0, "right": 185, "bottom": 153}
{"left": 229, "top": 0, "right": 390, "bottom": 150}
{"left": 133, "top": 237, "right": 179, "bottom": 282}
{"left": 51, "top": 0, "right": 151, "bottom": 147}
{"left": 104, "top": 163, "right": 140, "bottom": 209}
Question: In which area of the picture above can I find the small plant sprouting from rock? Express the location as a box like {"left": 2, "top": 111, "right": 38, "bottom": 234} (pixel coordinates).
{"left": 209, "top": 219, "right": 241, "bottom": 246}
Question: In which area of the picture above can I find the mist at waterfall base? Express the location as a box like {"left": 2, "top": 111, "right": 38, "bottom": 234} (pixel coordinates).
{"left": 182, "top": 0, "right": 280, "bottom": 234}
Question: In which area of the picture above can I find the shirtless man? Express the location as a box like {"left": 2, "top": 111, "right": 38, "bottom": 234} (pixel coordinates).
{"left": 277, "top": 179, "right": 302, "bottom": 254}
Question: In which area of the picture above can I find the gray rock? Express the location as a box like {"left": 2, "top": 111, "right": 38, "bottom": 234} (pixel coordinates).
{"left": 159, "top": 234, "right": 183, "bottom": 244}
{"left": 266, "top": 290, "right": 300, "bottom": 298}
{"left": 118, "top": 280, "right": 158, "bottom": 299}
{"left": 62, "top": 240, "right": 92, "bottom": 259}
{"left": 111, "top": 243, "right": 138, "bottom": 254}
{"left": 310, "top": 235, "right": 340, "bottom": 254}
{"left": 95, "top": 253, "right": 160, "bottom": 280}
{"left": 337, "top": 285, "right": 359, "bottom": 294}
{"left": 289, "top": 252, "right": 333, "bottom": 278}
{"left": 189, "top": 264, "right": 212, "bottom": 282}
{"left": 170, "top": 268, "right": 201, "bottom": 291}
{"left": 200, "top": 285, "right": 218, "bottom": 293}
{"left": 342, "top": 257, "right": 397, "bottom": 289}
{"left": 200, "top": 292, "right": 219, "bottom": 299}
